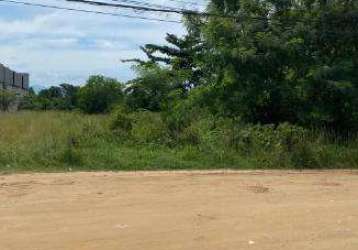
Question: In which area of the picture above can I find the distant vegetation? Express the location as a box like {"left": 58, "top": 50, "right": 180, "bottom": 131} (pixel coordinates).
{"left": 1, "top": 0, "right": 357, "bottom": 171}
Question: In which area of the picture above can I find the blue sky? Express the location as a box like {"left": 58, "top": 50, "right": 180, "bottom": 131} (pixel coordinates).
{"left": 0, "top": 0, "right": 206, "bottom": 87}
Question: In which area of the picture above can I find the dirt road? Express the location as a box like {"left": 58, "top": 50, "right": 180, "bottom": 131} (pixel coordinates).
{"left": 1, "top": 170, "right": 358, "bottom": 250}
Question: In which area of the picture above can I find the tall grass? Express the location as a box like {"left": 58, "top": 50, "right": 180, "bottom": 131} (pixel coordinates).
{"left": 0, "top": 111, "right": 358, "bottom": 173}
{"left": 0, "top": 111, "right": 108, "bottom": 172}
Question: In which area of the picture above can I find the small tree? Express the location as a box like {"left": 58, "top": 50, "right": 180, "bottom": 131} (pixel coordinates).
{"left": 125, "top": 64, "right": 175, "bottom": 112}
{"left": 0, "top": 90, "right": 17, "bottom": 111}
{"left": 78, "top": 75, "right": 123, "bottom": 114}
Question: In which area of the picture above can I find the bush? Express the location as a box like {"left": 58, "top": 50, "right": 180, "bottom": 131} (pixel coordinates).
{"left": 239, "top": 123, "right": 306, "bottom": 150}
{"left": 61, "top": 137, "right": 82, "bottom": 166}
{"left": 229, "top": 123, "right": 316, "bottom": 168}
{"left": 109, "top": 106, "right": 133, "bottom": 139}
{"left": 0, "top": 90, "right": 17, "bottom": 111}
{"left": 290, "top": 143, "right": 318, "bottom": 168}
{"left": 78, "top": 75, "right": 123, "bottom": 114}
{"left": 131, "top": 111, "right": 169, "bottom": 144}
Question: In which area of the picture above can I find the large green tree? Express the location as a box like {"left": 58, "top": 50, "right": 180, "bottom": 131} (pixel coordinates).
{"left": 78, "top": 75, "right": 123, "bottom": 114}
{"left": 125, "top": 64, "right": 174, "bottom": 112}
{"left": 197, "top": 0, "right": 358, "bottom": 132}
{"left": 127, "top": 0, "right": 358, "bottom": 133}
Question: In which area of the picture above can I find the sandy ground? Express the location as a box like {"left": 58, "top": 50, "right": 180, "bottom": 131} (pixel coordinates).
{"left": 0, "top": 170, "right": 358, "bottom": 250}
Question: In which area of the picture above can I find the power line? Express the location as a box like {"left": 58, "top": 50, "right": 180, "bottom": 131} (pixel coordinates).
{"left": 64, "top": 0, "right": 195, "bottom": 14}
{"left": 166, "top": 0, "right": 207, "bottom": 7}
{"left": 2, "top": 0, "right": 325, "bottom": 26}
{"left": 108, "top": 0, "right": 183, "bottom": 11}
{"left": 0, "top": 0, "right": 182, "bottom": 23}
{"left": 63, "top": 0, "right": 231, "bottom": 18}
{"left": 111, "top": 0, "right": 208, "bottom": 9}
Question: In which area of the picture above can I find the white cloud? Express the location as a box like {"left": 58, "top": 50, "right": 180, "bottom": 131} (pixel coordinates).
{"left": 0, "top": 0, "right": 194, "bottom": 86}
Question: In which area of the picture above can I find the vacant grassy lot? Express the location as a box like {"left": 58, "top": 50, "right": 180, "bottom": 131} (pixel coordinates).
{"left": 0, "top": 111, "right": 246, "bottom": 172}
{"left": 0, "top": 111, "right": 358, "bottom": 172}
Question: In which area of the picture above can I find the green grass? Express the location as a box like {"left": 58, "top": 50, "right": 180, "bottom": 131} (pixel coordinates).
{"left": 0, "top": 111, "right": 247, "bottom": 172}
{"left": 0, "top": 111, "right": 357, "bottom": 173}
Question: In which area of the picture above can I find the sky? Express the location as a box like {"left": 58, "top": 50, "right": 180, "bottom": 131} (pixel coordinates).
{"left": 0, "top": 0, "right": 207, "bottom": 87}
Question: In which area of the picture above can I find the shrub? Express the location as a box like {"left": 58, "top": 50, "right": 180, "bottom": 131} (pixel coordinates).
{"left": 131, "top": 111, "right": 169, "bottom": 144}
{"left": 229, "top": 122, "right": 318, "bottom": 168}
{"left": 0, "top": 90, "right": 17, "bottom": 111}
{"left": 290, "top": 143, "right": 318, "bottom": 168}
{"left": 61, "top": 137, "right": 82, "bottom": 166}
{"left": 109, "top": 106, "right": 133, "bottom": 139}
{"left": 233, "top": 123, "right": 307, "bottom": 152}
{"left": 78, "top": 75, "right": 123, "bottom": 114}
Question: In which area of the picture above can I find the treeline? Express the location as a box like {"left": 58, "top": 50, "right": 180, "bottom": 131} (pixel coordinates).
{"left": 21, "top": 76, "right": 122, "bottom": 113}
{"left": 21, "top": 0, "right": 358, "bottom": 135}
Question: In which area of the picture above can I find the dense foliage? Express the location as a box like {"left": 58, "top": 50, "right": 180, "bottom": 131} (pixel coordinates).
{"left": 17, "top": 0, "right": 358, "bottom": 167}
{"left": 202, "top": 0, "right": 358, "bottom": 133}
{"left": 124, "top": 0, "right": 358, "bottom": 134}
